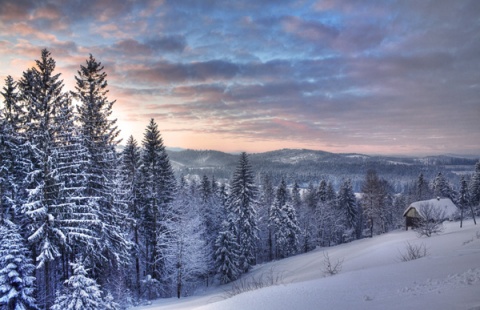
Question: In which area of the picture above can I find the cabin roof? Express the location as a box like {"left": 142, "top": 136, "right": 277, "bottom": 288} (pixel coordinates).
{"left": 403, "top": 198, "right": 458, "bottom": 219}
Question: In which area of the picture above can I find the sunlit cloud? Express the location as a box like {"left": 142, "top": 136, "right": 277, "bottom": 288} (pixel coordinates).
{"left": 0, "top": 0, "right": 478, "bottom": 155}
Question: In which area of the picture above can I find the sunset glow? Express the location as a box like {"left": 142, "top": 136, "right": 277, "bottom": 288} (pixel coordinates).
{"left": 1, "top": 0, "right": 479, "bottom": 155}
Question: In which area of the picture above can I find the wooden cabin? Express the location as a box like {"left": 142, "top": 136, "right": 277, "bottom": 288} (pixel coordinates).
{"left": 403, "top": 198, "right": 458, "bottom": 230}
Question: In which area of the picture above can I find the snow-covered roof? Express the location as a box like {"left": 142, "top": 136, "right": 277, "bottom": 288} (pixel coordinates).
{"left": 403, "top": 198, "right": 458, "bottom": 219}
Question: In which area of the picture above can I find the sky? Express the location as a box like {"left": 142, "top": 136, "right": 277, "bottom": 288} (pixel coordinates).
{"left": 0, "top": 0, "right": 479, "bottom": 155}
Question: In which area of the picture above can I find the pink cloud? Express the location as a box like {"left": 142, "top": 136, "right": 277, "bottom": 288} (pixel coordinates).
{"left": 281, "top": 16, "right": 338, "bottom": 42}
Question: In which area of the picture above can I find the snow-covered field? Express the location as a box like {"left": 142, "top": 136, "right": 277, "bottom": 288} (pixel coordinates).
{"left": 134, "top": 219, "right": 480, "bottom": 310}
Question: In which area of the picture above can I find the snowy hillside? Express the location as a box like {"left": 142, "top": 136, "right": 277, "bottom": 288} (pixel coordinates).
{"left": 134, "top": 220, "right": 480, "bottom": 310}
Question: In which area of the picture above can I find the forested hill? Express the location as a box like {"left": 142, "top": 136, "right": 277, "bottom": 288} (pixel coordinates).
{"left": 167, "top": 148, "right": 479, "bottom": 192}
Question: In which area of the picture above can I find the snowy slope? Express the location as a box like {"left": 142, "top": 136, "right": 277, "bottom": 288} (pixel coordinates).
{"left": 134, "top": 220, "right": 480, "bottom": 310}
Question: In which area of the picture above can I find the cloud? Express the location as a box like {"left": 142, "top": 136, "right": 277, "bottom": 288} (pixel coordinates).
{"left": 0, "top": 0, "right": 479, "bottom": 155}
{"left": 281, "top": 15, "right": 339, "bottom": 42}
{"left": 146, "top": 35, "right": 186, "bottom": 53}
{"left": 125, "top": 60, "right": 240, "bottom": 83}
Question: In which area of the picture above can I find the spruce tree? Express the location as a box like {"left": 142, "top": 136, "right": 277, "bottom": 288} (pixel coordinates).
{"left": 415, "top": 173, "right": 432, "bottom": 201}
{"left": 459, "top": 176, "right": 477, "bottom": 227}
{"left": 214, "top": 219, "right": 241, "bottom": 284}
{"left": 470, "top": 161, "right": 480, "bottom": 208}
{"left": 316, "top": 180, "right": 337, "bottom": 246}
{"left": 433, "top": 172, "right": 454, "bottom": 200}
{"left": 1, "top": 75, "right": 28, "bottom": 224}
{"left": 51, "top": 261, "right": 104, "bottom": 310}
{"left": 198, "top": 175, "right": 221, "bottom": 284}
{"left": 52, "top": 92, "right": 98, "bottom": 278}
{"left": 18, "top": 49, "right": 69, "bottom": 308}
{"left": 337, "top": 179, "right": 358, "bottom": 241}
{"left": 227, "top": 152, "right": 258, "bottom": 273}
{"left": 258, "top": 174, "right": 275, "bottom": 262}
{"left": 139, "top": 119, "right": 176, "bottom": 285}
{"left": 73, "top": 54, "right": 131, "bottom": 281}
{"left": 269, "top": 179, "right": 299, "bottom": 258}
{"left": 119, "top": 135, "right": 142, "bottom": 297}
{"left": 0, "top": 222, "right": 38, "bottom": 310}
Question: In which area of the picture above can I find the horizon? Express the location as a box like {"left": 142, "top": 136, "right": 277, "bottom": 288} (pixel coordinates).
{"left": 161, "top": 145, "right": 480, "bottom": 159}
{"left": 1, "top": 1, "right": 479, "bottom": 156}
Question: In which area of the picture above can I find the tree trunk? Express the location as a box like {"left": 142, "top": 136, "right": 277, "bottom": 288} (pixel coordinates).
{"left": 469, "top": 205, "right": 477, "bottom": 225}
{"left": 268, "top": 229, "right": 273, "bottom": 261}
{"left": 135, "top": 227, "right": 141, "bottom": 299}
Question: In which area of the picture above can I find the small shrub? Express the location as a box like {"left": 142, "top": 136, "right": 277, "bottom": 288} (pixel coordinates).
{"left": 398, "top": 242, "right": 427, "bottom": 262}
{"left": 223, "top": 267, "right": 285, "bottom": 298}
{"left": 415, "top": 203, "right": 446, "bottom": 237}
{"left": 322, "top": 251, "right": 343, "bottom": 276}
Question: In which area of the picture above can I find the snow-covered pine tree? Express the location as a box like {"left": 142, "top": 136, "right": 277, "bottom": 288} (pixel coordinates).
{"left": 73, "top": 54, "right": 131, "bottom": 282}
{"left": 257, "top": 174, "right": 275, "bottom": 262}
{"left": 139, "top": 119, "right": 176, "bottom": 287}
{"left": 433, "top": 172, "right": 454, "bottom": 201}
{"left": 52, "top": 93, "right": 98, "bottom": 280}
{"left": 51, "top": 261, "right": 104, "bottom": 310}
{"left": 293, "top": 180, "right": 314, "bottom": 253}
{"left": 227, "top": 152, "right": 258, "bottom": 273}
{"left": 1, "top": 75, "right": 28, "bottom": 225}
{"left": 269, "top": 178, "right": 300, "bottom": 259}
{"left": 268, "top": 179, "right": 286, "bottom": 260}
{"left": 303, "top": 182, "right": 317, "bottom": 211}
{"left": 316, "top": 180, "right": 337, "bottom": 246}
{"left": 0, "top": 106, "right": 12, "bottom": 221}
{"left": 361, "top": 170, "right": 392, "bottom": 237}
{"left": 337, "top": 179, "right": 358, "bottom": 242}
{"left": 0, "top": 222, "right": 37, "bottom": 310}
{"left": 415, "top": 173, "right": 432, "bottom": 201}
{"left": 17, "top": 49, "right": 69, "bottom": 308}
{"left": 119, "top": 135, "right": 142, "bottom": 298}
{"left": 282, "top": 198, "right": 300, "bottom": 257}
{"left": 1, "top": 76, "right": 23, "bottom": 132}
{"left": 470, "top": 161, "right": 480, "bottom": 210}
{"left": 214, "top": 218, "right": 241, "bottom": 284}
{"left": 459, "top": 176, "right": 476, "bottom": 227}
{"left": 198, "top": 175, "right": 222, "bottom": 285}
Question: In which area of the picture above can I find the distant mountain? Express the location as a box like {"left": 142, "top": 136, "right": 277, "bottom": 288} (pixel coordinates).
{"left": 166, "top": 148, "right": 479, "bottom": 192}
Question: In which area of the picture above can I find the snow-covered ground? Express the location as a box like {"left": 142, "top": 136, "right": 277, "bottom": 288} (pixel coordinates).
{"left": 134, "top": 219, "right": 480, "bottom": 310}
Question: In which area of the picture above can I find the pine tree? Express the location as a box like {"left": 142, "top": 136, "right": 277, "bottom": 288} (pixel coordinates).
{"left": 51, "top": 261, "right": 104, "bottom": 310}
{"left": 227, "top": 152, "right": 258, "bottom": 273}
{"left": 52, "top": 93, "right": 99, "bottom": 280}
{"left": 269, "top": 178, "right": 300, "bottom": 259}
{"left": 415, "top": 173, "right": 432, "bottom": 201}
{"left": 459, "top": 176, "right": 477, "bottom": 227}
{"left": 214, "top": 219, "right": 241, "bottom": 284}
{"left": 316, "top": 180, "right": 337, "bottom": 246}
{"left": 433, "top": 172, "right": 454, "bottom": 200}
{"left": 139, "top": 119, "right": 176, "bottom": 285}
{"left": 361, "top": 170, "right": 391, "bottom": 237}
{"left": 73, "top": 54, "right": 131, "bottom": 281}
{"left": 119, "top": 136, "right": 142, "bottom": 297}
{"left": 198, "top": 175, "right": 222, "bottom": 284}
{"left": 1, "top": 76, "right": 23, "bottom": 130}
{"left": 470, "top": 161, "right": 480, "bottom": 209}
{"left": 258, "top": 174, "right": 275, "bottom": 262}
{"left": 0, "top": 222, "right": 38, "bottom": 310}
{"left": 1, "top": 75, "right": 28, "bottom": 225}
{"left": 18, "top": 49, "right": 69, "bottom": 308}
{"left": 337, "top": 179, "right": 358, "bottom": 241}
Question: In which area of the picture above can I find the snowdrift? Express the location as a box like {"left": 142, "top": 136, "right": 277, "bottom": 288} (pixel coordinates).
{"left": 135, "top": 219, "right": 480, "bottom": 310}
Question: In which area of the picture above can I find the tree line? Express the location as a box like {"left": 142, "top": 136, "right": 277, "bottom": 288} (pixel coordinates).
{"left": 1, "top": 49, "right": 479, "bottom": 309}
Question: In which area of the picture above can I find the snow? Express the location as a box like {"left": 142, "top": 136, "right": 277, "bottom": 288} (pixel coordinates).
{"left": 404, "top": 198, "right": 458, "bottom": 219}
{"left": 133, "top": 220, "right": 480, "bottom": 310}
